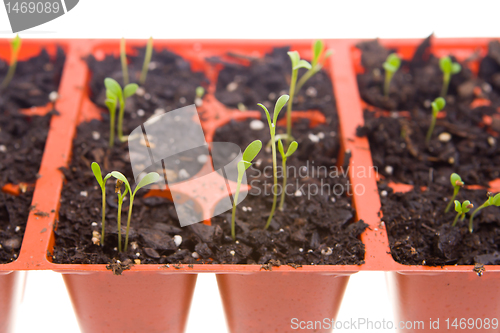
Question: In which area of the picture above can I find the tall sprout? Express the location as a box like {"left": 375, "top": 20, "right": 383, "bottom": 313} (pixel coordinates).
{"left": 286, "top": 52, "right": 311, "bottom": 141}
{"left": 139, "top": 37, "right": 154, "bottom": 85}
{"left": 258, "top": 95, "right": 290, "bottom": 229}
{"left": 120, "top": 37, "right": 129, "bottom": 85}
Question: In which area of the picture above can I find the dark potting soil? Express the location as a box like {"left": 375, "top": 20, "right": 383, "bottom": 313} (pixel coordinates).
{"left": 0, "top": 47, "right": 65, "bottom": 185}
{"left": 380, "top": 183, "right": 500, "bottom": 266}
{"left": 53, "top": 46, "right": 209, "bottom": 265}
{"left": 86, "top": 46, "right": 209, "bottom": 119}
{"left": 0, "top": 47, "right": 65, "bottom": 263}
{"left": 52, "top": 117, "right": 366, "bottom": 266}
{"left": 210, "top": 119, "right": 367, "bottom": 265}
{"left": 52, "top": 45, "right": 366, "bottom": 266}
{"left": 356, "top": 38, "right": 500, "bottom": 186}
{"left": 0, "top": 189, "right": 33, "bottom": 264}
{"left": 213, "top": 46, "right": 337, "bottom": 121}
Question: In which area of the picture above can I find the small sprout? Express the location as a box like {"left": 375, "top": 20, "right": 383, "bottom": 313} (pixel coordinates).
{"left": 91, "top": 162, "right": 112, "bottom": 246}
{"left": 114, "top": 179, "right": 128, "bottom": 252}
{"left": 196, "top": 86, "right": 205, "bottom": 99}
{"left": 286, "top": 51, "right": 312, "bottom": 141}
{"left": 425, "top": 97, "right": 446, "bottom": 144}
{"left": 0, "top": 34, "right": 21, "bottom": 90}
{"left": 111, "top": 171, "right": 160, "bottom": 252}
{"left": 139, "top": 37, "right": 154, "bottom": 86}
{"left": 195, "top": 86, "right": 205, "bottom": 106}
{"left": 295, "top": 40, "right": 333, "bottom": 93}
{"left": 382, "top": 53, "right": 401, "bottom": 97}
{"left": 277, "top": 139, "right": 298, "bottom": 211}
{"left": 445, "top": 173, "right": 464, "bottom": 213}
{"left": 469, "top": 192, "right": 500, "bottom": 233}
{"left": 452, "top": 200, "right": 473, "bottom": 227}
{"left": 231, "top": 140, "right": 262, "bottom": 240}
{"left": 258, "top": 95, "right": 290, "bottom": 230}
{"left": 104, "top": 78, "right": 138, "bottom": 143}
{"left": 120, "top": 37, "right": 129, "bottom": 85}
{"left": 439, "top": 56, "right": 461, "bottom": 97}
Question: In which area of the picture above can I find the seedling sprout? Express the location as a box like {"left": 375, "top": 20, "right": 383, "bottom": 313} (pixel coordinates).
{"left": 452, "top": 200, "right": 473, "bottom": 227}
{"left": 120, "top": 38, "right": 129, "bottom": 85}
{"left": 104, "top": 89, "right": 118, "bottom": 147}
{"left": 295, "top": 40, "right": 332, "bottom": 93}
{"left": 425, "top": 97, "right": 446, "bottom": 144}
{"left": 445, "top": 173, "right": 464, "bottom": 213}
{"left": 139, "top": 37, "right": 154, "bottom": 85}
{"left": 286, "top": 51, "right": 311, "bottom": 141}
{"left": 231, "top": 140, "right": 262, "bottom": 240}
{"left": 111, "top": 171, "right": 160, "bottom": 252}
{"left": 439, "top": 56, "right": 461, "bottom": 98}
{"left": 277, "top": 139, "right": 298, "bottom": 211}
{"left": 0, "top": 35, "right": 21, "bottom": 90}
{"left": 91, "top": 162, "right": 112, "bottom": 246}
{"left": 104, "top": 78, "right": 138, "bottom": 142}
{"left": 469, "top": 192, "right": 500, "bottom": 233}
{"left": 114, "top": 179, "right": 128, "bottom": 252}
{"left": 382, "top": 53, "right": 401, "bottom": 97}
{"left": 258, "top": 94, "right": 289, "bottom": 229}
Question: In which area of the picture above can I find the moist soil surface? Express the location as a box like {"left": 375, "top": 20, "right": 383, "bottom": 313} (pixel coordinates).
{"left": 0, "top": 47, "right": 65, "bottom": 263}
{"left": 356, "top": 37, "right": 500, "bottom": 187}
{"left": 52, "top": 46, "right": 367, "bottom": 266}
{"left": 381, "top": 183, "right": 500, "bottom": 266}
{"left": 357, "top": 38, "right": 500, "bottom": 266}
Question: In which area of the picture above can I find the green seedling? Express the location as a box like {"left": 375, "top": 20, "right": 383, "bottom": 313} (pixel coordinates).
{"left": 114, "top": 179, "right": 128, "bottom": 252}
{"left": 425, "top": 97, "right": 446, "bottom": 144}
{"left": 120, "top": 38, "right": 129, "bottom": 85}
{"left": 382, "top": 53, "right": 401, "bottom": 97}
{"left": 0, "top": 35, "right": 21, "bottom": 90}
{"left": 91, "top": 162, "right": 112, "bottom": 246}
{"left": 295, "top": 40, "right": 333, "bottom": 93}
{"left": 258, "top": 94, "right": 290, "bottom": 230}
{"left": 469, "top": 192, "right": 500, "bottom": 233}
{"left": 196, "top": 86, "right": 205, "bottom": 99}
{"left": 105, "top": 91, "right": 118, "bottom": 147}
{"left": 439, "top": 56, "right": 461, "bottom": 98}
{"left": 111, "top": 171, "right": 160, "bottom": 252}
{"left": 231, "top": 140, "right": 262, "bottom": 240}
{"left": 139, "top": 37, "right": 154, "bottom": 85}
{"left": 286, "top": 51, "right": 311, "bottom": 141}
{"left": 445, "top": 173, "right": 464, "bottom": 213}
{"left": 277, "top": 139, "right": 298, "bottom": 211}
{"left": 452, "top": 200, "right": 473, "bottom": 227}
{"left": 104, "top": 78, "right": 138, "bottom": 142}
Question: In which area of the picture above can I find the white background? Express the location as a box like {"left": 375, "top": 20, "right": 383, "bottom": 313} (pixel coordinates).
{"left": 1, "top": 0, "right": 500, "bottom": 332}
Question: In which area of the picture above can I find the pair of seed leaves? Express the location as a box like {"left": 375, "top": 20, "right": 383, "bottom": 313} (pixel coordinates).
{"left": 239, "top": 95, "right": 297, "bottom": 174}
{"left": 91, "top": 162, "right": 160, "bottom": 197}
{"left": 440, "top": 56, "right": 462, "bottom": 75}
{"left": 104, "top": 78, "right": 138, "bottom": 111}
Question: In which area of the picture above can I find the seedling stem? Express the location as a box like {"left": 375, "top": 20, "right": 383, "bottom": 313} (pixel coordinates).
{"left": 0, "top": 35, "right": 21, "bottom": 91}
{"left": 231, "top": 140, "right": 262, "bottom": 240}
{"left": 139, "top": 37, "right": 154, "bottom": 85}
{"left": 258, "top": 95, "right": 289, "bottom": 229}
{"left": 445, "top": 173, "right": 464, "bottom": 213}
